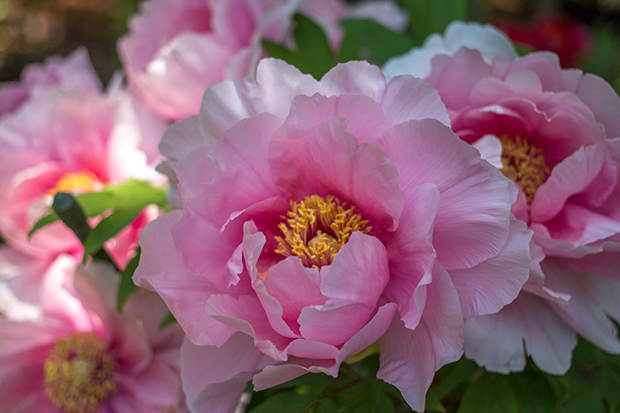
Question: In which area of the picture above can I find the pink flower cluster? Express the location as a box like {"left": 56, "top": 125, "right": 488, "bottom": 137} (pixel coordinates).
{"left": 134, "top": 57, "right": 533, "bottom": 411}
{"left": 0, "top": 49, "right": 186, "bottom": 411}
{"left": 119, "top": 0, "right": 407, "bottom": 120}
{"left": 384, "top": 21, "right": 620, "bottom": 375}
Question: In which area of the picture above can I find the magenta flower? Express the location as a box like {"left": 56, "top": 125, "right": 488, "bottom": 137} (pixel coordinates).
{"left": 0, "top": 261, "right": 186, "bottom": 412}
{"left": 134, "top": 58, "right": 531, "bottom": 412}
{"left": 118, "top": 0, "right": 407, "bottom": 121}
{"left": 383, "top": 22, "right": 620, "bottom": 374}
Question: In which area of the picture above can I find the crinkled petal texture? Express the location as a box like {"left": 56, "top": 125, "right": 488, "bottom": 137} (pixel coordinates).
{"left": 384, "top": 21, "right": 620, "bottom": 373}
{"left": 0, "top": 260, "right": 185, "bottom": 412}
{"left": 136, "top": 59, "right": 530, "bottom": 413}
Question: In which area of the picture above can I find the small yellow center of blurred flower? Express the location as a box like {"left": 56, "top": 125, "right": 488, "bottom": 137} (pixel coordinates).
{"left": 275, "top": 195, "right": 371, "bottom": 268}
{"left": 44, "top": 332, "right": 118, "bottom": 413}
{"left": 48, "top": 171, "right": 99, "bottom": 196}
{"left": 500, "top": 135, "right": 550, "bottom": 209}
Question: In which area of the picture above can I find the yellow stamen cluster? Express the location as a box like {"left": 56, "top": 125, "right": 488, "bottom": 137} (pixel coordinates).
{"left": 44, "top": 332, "right": 118, "bottom": 413}
{"left": 48, "top": 171, "right": 99, "bottom": 196}
{"left": 275, "top": 195, "right": 371, "bottom": 268}
{"left": 499, "top": 135, "right": 551, "bottom": 209}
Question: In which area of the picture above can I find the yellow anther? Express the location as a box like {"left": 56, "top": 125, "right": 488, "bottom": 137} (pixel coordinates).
{"left": 499, "top": 135, "right": 551, "bottom": 209}
{"left": 48, "top": 171, "right": 99, "bottom": 196}
{"left": 44, "top": 332, "right": 118, "bottom": 413}
{"left": 275, "top": 195, "right": 371, "bottom": 268}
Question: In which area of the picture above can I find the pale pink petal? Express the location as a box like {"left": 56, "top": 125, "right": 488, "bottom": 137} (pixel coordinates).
{"left": 299, "top": 300, "right": 375, "bottom": 347}
{"left": 175, "top": 113, "right": 282, "bottom": 226}
{"left": 182, "top": 333, "right": 275, "bottom": 413}
{"left": 262, "top": 257, "right": 325, "bottom": 332}
{"left": 320, "top": 232, "right": 390, "bottom": 305}
{"left": 379, "top": 119, "right": 514, "bottom": 269}
{"left": 544, "top": 204, "right": 620, "bottom": 247}
{"left": 381, "top": 184, "right": 439, "bottom": 329}
{"left": 336, "top": 302, "right": 397, "bottom": 364}
{"left": 274, "top": 93, "right": 392, "bottom": 144}
{"left": 573, "top": 73, "right": 620, "bottom": 139}
{"left": 464, "top": 292, "right": 576, "bottom": 374}
{"left": 304, "top": 118, "right": 404, "bottom": 231}
{"left": 448, "top": 219, "right": 531, "bottom": 317}
{"left": 471, "top": 134, "right": 503, "bottom": 169}
{"left": 158, "top": 115, "right": 205, "bottom": 164}
{"left": 135, "top": 211, "right": 236, "bottom": 347}
{"left": 381, "top": 75, "right": 450, "bottom": 127}
{"left": 543, "top": 259, "right": 620, "bottom": 353}
{"left": 321, "top": 61, "right": 386, "bottom": 102}
{"left": 532, "top": 144, "right": 617, "bottom": 223}
{"left": 377, "top": 264, "right": 463, "bottom": 412}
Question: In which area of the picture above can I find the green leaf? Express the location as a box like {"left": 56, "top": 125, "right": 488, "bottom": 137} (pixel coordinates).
{"left": 311, "top": 399, "right": 337, "bottom": 413}
{"left": 291, "top": 14, "right": 333, "bottom": 79}
{"left": 117, "top": 248, "right": 141, "bottom": 311}
{"left": 248, "top": 390, "right": 318, "bottom": 413}
{"left": 82, "top": 205, "right": 144, "bottom": 260}
{"left": 262, "top": 14, "right": 333, "bottom": 80}
{"left": 29, "top": 180, "right": 167, "bottom": 237}
{"left": 400, "top": 0, "right": 468, "bottom": 44}
{"left": 425, "top": 388, "right": 446, "bottom": 412}
{"left": 506, "top": 367, "right": 557, "bottom": 413}
{"left": 338, "top": 19, "right": 413, "bottom": 66}
{"left": 336, "top": 378, "right": 394, "bottom": 413}
{"left": 457, "top": 373, "right": 519, "bottom": 413}
{"left": 433, "top": 357, "right": 479, "bottom": 399}
{"left": 560, "top": 390, "right": 606, "bottom": 413}
{"left": 600, "top": 365, "right": 620, "bottom": 411}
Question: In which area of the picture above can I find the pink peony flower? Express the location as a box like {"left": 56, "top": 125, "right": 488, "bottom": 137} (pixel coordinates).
{"left": 134, "top": 58, "right": 532, "bottom": 412}
{"left": 0, "top": 48, "right": 102, "bottom": 119}
{"left": 0, "top": 51, "right": 167, "bottom": 268}
{"left": 118, "top": 0, "right": 407, "bottom": 121}
{"left": 383, "top": 22, "right": 620, "bottom": 374}
{"left": 0, "top": 260, "right": 186, "bottom": 412}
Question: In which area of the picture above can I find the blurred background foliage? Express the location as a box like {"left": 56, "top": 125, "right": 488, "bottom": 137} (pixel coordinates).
{"left": 1, "top": 0, "right": 620, "bottom": 87}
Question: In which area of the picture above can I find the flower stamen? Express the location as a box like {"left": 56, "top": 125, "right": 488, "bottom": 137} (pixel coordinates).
{"left": 44, "top": 332, "right": 118, "bottom": 413}
{"left": 48, "top": 170, "right": 100, "bottom": 196}
{"left": 274, "top": 195, "right": 371, "bottom": 268}
{"left": 499, "top": 135, "right": 550, "bottom": 209}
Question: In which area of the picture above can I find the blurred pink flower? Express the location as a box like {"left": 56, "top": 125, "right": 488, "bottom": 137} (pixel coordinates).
{"left": 383, "top": 22, "right": 620, "bottom": 374}
{"left": 0, "top": 260, "right": 185, "bottom": 412}
{"left": 118, "top": 0, "right": 407, "bottom": 121}
{"left": 0, "top": 51, "right": 167, "bottom": 268}
{"left": 0, "top": 48, "right": 102, "bottom": 119}
{"left": 134, "top": 58, "right": 531, "bottom": 412}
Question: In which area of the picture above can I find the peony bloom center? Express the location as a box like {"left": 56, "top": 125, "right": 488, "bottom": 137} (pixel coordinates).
{"left": 499, "top": 135, "right": 550, "bottom": 208}
{"left": 275, "top": 195, "right": 371, "bottom": 268}
{"left": 48, "top": 170, "right": 100, "bottom": 196}
{"left": 44, "top": 332, "right": 118, "bottom": 413}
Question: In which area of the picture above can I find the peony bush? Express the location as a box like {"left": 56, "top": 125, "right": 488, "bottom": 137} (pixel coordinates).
{"left": 2, "top": 1, "right": 620, "bottom": 412}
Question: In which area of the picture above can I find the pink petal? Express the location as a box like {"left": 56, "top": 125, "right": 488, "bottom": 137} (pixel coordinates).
{"left": 274, "top": 93, "right": 392, "bottom": 144}
{"left": 175, "top": 113, "right": 282, "bottom": 226}
{"left": 544, "top": 204, "right": 620, "bottom": 248}
{"left": 262, "top": 257, "right": 325, "bottom": 333}
{"left": 182, "top": 334, "right": 275, "bottom": 413}
{"left": 543, "top": 259, "right": 620, "bottom": 353}
{"left": 135, "top": 211, "right": 236, "bottom": 347}
{"left": 448, "top": 219, "right": 532, "bottom": 317}
{"left": 336, "top": 302, "right": 397, "bottom": 364}
{"left": 320, "top": 232, "right": 390, "bottom": 306}
{"left": 574, "top": 73, "right": 620, "bottom": 139}
{"left": 159, "top": 115, "right": 206, "bottom": 164}
{"left": 377, "top": 264, "right": 463, "bottom": 412}
{"left": 253, "top": 359, "right": 338, "bottom": 391}
{"left": 380, "top": 184, "right": 440, "bottom": 329}
{"left": 321, "top": 61, "right": 386, "bottom": 102}
{"left": 381, "top": 75, "right": 450, "bottom": 127}
{"left": 379, "top": 119, "right": 514, "bottom": 269}
{"left": 532, "top": 144, "right": 617, "bottom": 223}
{"left": 304, "top": 117, "right": 404, "bottom": 232}
{"left": 464, "top": 292, "right": 576, "bottom": 374}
